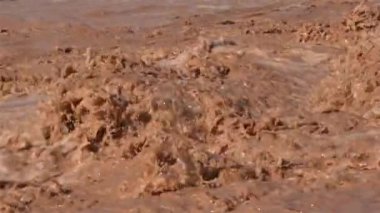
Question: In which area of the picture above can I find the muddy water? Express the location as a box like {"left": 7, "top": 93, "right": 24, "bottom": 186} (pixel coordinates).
{"left": 0, "top": 0, "right": 296, "bottom": 57}
{"left": 1, "top": 0, "right": 380, "bottom": 212}
{"left": 0, "top": 0, "right": 284, "bottom": 28}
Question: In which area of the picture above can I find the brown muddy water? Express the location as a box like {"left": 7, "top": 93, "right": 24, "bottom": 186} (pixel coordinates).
{"left": 1, "top": 0, "right": 380, "bottom": 212}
